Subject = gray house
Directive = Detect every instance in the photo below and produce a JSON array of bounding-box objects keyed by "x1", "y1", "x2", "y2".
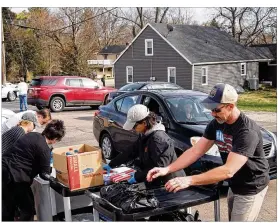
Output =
[{"x1": 113, "y1": 23, "x2": 273, "y2": 93}]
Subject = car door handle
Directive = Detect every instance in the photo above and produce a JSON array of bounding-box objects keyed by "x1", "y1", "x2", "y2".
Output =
[
  {"x1": 64, "y1": 88, "x2": 69, "y2": 90},
  {"x1": 108, "y1": 119, "x2": 114, "y2": 123}
]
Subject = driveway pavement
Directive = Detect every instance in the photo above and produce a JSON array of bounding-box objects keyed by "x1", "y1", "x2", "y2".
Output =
[{"x1": 1, "y1": 100, "x2": 277, "y2": 221}]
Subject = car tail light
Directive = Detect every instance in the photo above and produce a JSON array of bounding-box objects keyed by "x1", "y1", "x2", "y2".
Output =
[{"x1": 94, "y1": 110, "x2": 100, "y2": 116}]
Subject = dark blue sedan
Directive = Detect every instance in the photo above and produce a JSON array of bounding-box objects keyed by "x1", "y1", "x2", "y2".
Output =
[
  {"x1": 106, "y1": 82, "x2": 183, "y2": 104},
  {"x1": 93, "y1": 90, "x2": 277, "y2": 179}
]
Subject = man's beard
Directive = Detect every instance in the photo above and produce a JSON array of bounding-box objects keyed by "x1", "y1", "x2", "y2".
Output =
[
  {"x1": 215, "y1": 118, "x2": 225, "y2": 124},
  {"x1": 215, "y1": 111, "x2": 231, "y2": 124}
]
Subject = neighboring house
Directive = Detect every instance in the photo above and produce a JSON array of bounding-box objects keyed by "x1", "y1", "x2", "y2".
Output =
[
  {"x1": 113, "y1": 23, "x2": 273, "y2": 93},
  {"x1": 88, "y1": 45, "x2": 126, "y2": 78},
  {"x1": 250, "y1": 44, "x2": 277, "y2": 87}
]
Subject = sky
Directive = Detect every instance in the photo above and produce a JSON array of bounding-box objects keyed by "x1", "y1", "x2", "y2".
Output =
[
  {"x1": 6, "y1": 0, "x2": 278, "y2": 24},
  {"x1": 10, "y1": 7, "x2": 212, "y2": 24}
]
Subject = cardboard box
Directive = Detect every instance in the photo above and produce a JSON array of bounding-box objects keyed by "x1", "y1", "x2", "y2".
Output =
[{"x1": 53, "y1": 144, "x2": 104, "y2": 191}]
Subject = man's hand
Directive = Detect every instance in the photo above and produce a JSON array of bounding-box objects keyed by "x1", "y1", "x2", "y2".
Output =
[
  {"x1": 146, "y1": 167, "x2": 169, "y2": 182},
  {"x1": 165, "y1": 177, "x2": 192, "y2": 193}
]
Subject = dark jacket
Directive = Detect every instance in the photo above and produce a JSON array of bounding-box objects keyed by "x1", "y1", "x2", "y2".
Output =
[{"x1": 109, "y1": 127, "x2": 185, "y2": 186}]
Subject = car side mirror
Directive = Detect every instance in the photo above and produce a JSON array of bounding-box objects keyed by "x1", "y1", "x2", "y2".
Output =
[{"x1": 93, "y1": 85, "x2": 100, "y2": 89}]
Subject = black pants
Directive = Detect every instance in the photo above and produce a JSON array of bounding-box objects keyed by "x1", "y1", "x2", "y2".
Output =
[{"x1": 2, "y1": 165, "x2": 35, "y2": 221}]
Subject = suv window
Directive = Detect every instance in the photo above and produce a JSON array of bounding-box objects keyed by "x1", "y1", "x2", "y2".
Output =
[
  {"x1": 81, "y1": 78, "x2": 99, "y2": 88},
  {"x1": 30, "y1": 78, "x2": 58, "y2": 86},
  {"x1": 115, "y1": 95, "x2": 139, "y2": 114},
  {"x1": 65, "y1": 79, "x2": 82, "y2": 87}
]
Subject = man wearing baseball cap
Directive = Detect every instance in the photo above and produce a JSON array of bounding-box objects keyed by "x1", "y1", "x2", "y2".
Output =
[
  {"x1": 103, "y1": 104, "x2": 185, "y2": 186},
  {"x1": 147, "y1": 83, "x2": 269, "y2": 221}
]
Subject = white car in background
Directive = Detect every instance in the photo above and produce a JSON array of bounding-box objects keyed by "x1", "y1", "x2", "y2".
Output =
[
  {"x1": 1, "y1": 108, "x2": 16, "y2": 124},
  {"x1": 2, "y1": 83, "x2": 18, "y2": 101}
]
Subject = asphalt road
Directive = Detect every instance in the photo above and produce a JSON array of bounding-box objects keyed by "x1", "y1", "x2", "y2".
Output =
[{"x1": 1, "y1": 99, "x2": 277, "y2": 221}]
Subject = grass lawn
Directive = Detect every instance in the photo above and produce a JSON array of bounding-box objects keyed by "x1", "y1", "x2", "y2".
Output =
[{"x1": 237, "y1": 87, "x2": 277, "y2": 112}]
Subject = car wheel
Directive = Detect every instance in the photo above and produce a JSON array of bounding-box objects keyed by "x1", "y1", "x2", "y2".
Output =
[
  {"x1": 50, "y1": 97, "x2": 65, "y2": 112},
  {"x1": 7, "y1": 92, "x2": 16, "y2": 101},
  {"x1": 100, "y1": 133, "x2": 116, "y2": 160}
]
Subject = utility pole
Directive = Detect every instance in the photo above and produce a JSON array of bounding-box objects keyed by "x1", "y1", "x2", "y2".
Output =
[
  {"x1": 49, "y1": 44, "x2": 52, "y2": 76},
  {"x1": 2, "y1": 13, "x2": 7, "y2": 84}
]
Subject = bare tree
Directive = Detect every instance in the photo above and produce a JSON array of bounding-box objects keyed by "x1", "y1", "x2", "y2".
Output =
[
  {"x1": 212, "y1": 7, "x2": 277, "y2": 45},
  {"x1": 167, "y1": 8, "x2": 195, "y2": 25},
  {"x1": 107, "y1": 7, "x2": 171, "y2": 37}
]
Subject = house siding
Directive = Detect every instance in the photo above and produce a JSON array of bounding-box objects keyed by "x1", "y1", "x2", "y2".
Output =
[
  {"x1": 114, "y1": 26, "x2": 192, "y2": 89},
  {"x1": 193, "y1": 62, "x2": 259, "y2": 93}
]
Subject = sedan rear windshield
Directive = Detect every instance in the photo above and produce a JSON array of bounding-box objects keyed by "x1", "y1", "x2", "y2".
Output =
[
  {"x1": 119, "y1": 83, "x2": 144, "y2": 91},
  {"x1": 30, "y1": 79, "x2": 58, "y2": 86}
]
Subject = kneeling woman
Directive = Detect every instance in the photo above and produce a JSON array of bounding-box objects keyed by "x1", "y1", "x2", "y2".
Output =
[{"x1": 103, "y1": 104, "x2": 185, "y2": 186}]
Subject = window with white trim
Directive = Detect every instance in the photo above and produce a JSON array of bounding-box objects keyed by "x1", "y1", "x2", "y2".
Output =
[
  {"x1": 167, "y1": 67, "x2": 176, "y2": 84},
  {"x1": 201, "y1": 67, "x2": 208, "y2": 85},
  {"x1": 145, "y1": 39, "x2": 153, "y2": 56},
  {"x1": 126, "y1": 66, "x2": 133, "y2": 83},
  {"x1": 241, "y1": 63, "x2": 246, "y2": 75}
]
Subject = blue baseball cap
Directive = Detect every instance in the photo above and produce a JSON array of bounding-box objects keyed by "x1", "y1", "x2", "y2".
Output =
[{"x1": 201, "y1": 83, "x2": 238, "y2": 110}]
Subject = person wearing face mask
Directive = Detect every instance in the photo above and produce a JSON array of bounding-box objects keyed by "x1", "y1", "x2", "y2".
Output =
[
  {"x1": 2, "y1": 119, "x2": 66, "y2": 221},
  {"x1": 147, "y1": 83, "x2": 269, "y2": 221},
  {"x1": 2, "y1": 112, "x2": 38, "y2": 155},
  {"x1": 103, "y1": 104, "x2": 185, "y2": 186}
]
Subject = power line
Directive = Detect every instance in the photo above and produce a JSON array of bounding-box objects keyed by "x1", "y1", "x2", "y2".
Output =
[
  {"x1": 8, "y1": 7, "x2": 118, "y2": 38},
  {"x1": 44, "y1": 7, "x2": 118, "y2": 35}
]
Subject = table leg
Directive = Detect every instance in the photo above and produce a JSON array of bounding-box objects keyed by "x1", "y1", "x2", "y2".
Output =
[
  {"x1": 214, "y1": 199, "x2": 220, "y2": 221},
  {"x1": 63, "y1": 197, "x2": 72, "y2": 221},
  {"x1": 93, "y1": 207, "x2": 100, "y2": 221}
]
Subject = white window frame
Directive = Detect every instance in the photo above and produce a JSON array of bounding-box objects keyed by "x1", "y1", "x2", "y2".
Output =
[
  {"x1": 167, "y1": 67, "x2": 176, "y2": 84},
  {"x1": 145, "y1": 39, "x2": 153, "y2": 56},
  {"x1": 241, "y1": 63, "x2": 246, "y2": 76},
  {"x1": 201, "y1": 67, "x2": 208, "y2": 85},
  {"x1": 126, "y1": 66, "x2": 133, "y2": 83}
]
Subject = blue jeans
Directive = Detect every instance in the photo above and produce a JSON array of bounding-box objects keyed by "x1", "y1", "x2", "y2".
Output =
[{"x1": 19, "y1": 95, "x2": 28, "y2": 112}]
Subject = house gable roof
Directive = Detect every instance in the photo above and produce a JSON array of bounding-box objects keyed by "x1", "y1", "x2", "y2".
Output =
[
  {"x1": 113, "y1": 23, "x2": 192, "y2": 65},
  {"x1": 113, "y1": 23, "x2": 272, "y2": 66},
  {"x1": 150, "y1": 23, "x2": 271, "y2": 64},
  {"x1": 250, "y1": 44, "x2": 276, "y2": 60},
  {"x1": 99, "y1": 45, "x2": 126, "y2": 54}
]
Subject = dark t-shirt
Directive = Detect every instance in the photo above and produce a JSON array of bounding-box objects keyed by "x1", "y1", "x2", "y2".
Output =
[
  {"x1": 203, "y1": 112, "x2": 269, "y2": 195},
  {"x1": 2, "y1": 132, "x2": 51, "y2": 184}
]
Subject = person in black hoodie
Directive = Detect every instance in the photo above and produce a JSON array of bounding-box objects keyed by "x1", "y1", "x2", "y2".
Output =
[
  {"x1": 103, "y1": 104, "x2": 185, "y2": 186},
  {"x1": 2, "y1": 119, "x2": 66, "y2": 221}
]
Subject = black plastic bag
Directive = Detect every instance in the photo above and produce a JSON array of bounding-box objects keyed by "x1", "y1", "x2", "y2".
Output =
[{"x1": 100, "y1": 183, "x2": 159, "y2": 214}]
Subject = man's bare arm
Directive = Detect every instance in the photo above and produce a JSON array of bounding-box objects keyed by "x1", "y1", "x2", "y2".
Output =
[
  {"x1": 189, "y1": 151, "x2": 248, "y2": 185},
  {"x1": 168, "y1": 137, "x2": 215, "y2": 174}
]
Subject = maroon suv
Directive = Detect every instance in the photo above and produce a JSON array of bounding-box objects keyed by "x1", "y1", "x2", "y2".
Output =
[{"x1": 28, "y1": 76, "x2": 116, "y2": 112}]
